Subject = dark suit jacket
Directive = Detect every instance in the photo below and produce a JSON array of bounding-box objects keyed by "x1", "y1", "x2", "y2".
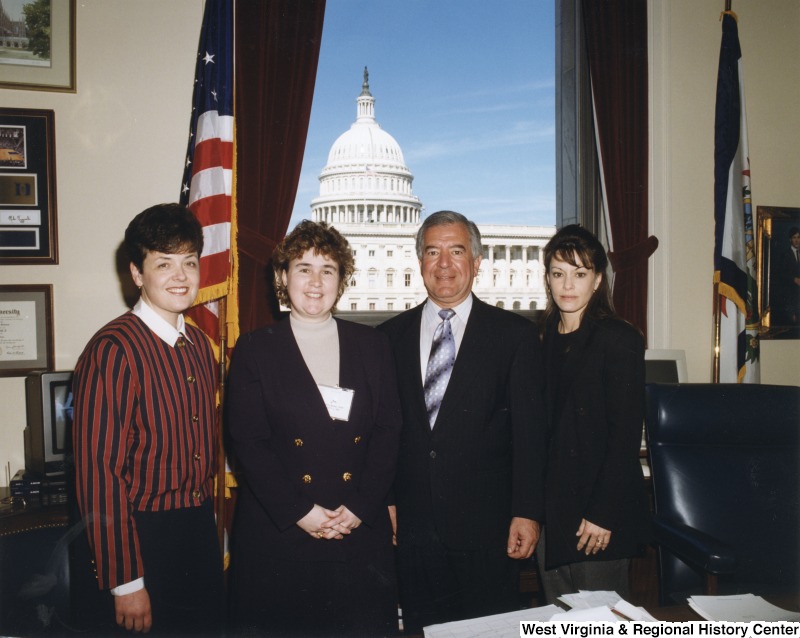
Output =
[
  {"x1": 378, "y1": 295, "x2": 546, "y2": 551},
  {"x1": 226, "y1": 317, "x2": 402, "y2": 563},
  {"x1": 541, "y1": 315, "x2": 650, "y2": 568}
]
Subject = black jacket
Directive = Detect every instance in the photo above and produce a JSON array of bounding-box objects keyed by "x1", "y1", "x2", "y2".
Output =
[{"x1": 541, "y1": 315, "x2": 651, "y2": 568}]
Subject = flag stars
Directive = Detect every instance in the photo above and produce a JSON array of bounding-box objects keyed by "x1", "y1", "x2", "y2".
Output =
[{"x1": 203, "y1": 51, "x2": 215, "y2": 65}]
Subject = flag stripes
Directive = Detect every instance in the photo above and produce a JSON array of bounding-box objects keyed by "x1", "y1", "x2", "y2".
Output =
[{"x1": 180, "y1": 0, "x2": 235, "y2": 344}]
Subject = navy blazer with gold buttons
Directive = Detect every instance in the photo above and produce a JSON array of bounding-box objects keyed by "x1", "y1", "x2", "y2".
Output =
[{"x1": 226, "y1": 316, "x2": 402, "y2": 562}]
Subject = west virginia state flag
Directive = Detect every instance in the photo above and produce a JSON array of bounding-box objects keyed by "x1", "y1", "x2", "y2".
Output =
[{"x1": 712, "y1": 11, "x2": 759, "y2": 383}]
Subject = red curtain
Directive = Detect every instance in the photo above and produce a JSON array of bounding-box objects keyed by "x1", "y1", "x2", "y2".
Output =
[
  {"x1": 581, "y1": 0, "x2": 657, "y2": 341},
  {"x1": 235, "y1": 0, "x2": 326, "y2": 333}
]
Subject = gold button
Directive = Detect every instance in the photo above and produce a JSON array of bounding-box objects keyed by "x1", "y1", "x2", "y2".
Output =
[
  {"x1": 193, "y1": 453, "x2": 201, "y2": 461},
  {"x1": 192, "y1": 489, "x2": 201, "y2": 499},
  {"x1": 187, "y1": 375, "x2": 196, "y2": 383},
  {"x1": 302, "y1": 474, "x2": 312, "y2": 484},
  {"x1": 342, "y1": 472, "x2": 352, "y2": 482},
  {"x1": 176, "y1": 339, "x2": 186, "y2": 348},
  {"x1": 192, "y1": 415, "x2": 199, "y2": 422},
  {"x1": 354, "y1": 436, "x2": 362, "y2": 444},
  {"x1": 294, "y1": 438, "x2": 304, "y2": 447}
]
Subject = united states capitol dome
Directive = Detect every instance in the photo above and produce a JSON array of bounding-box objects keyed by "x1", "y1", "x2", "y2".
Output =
[
  {"x1": 321, "y1": 68, "x2": 410, "y2": 177},
  {"x1": 312, "y1": 68, "x2": 421, "y2": 226}
]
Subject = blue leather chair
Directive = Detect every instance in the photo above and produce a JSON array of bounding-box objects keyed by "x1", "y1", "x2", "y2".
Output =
[{"x1": 645, "y1": 383, "x2": 800, "y2": 605}]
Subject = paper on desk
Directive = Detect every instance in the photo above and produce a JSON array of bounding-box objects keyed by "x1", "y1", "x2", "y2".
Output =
[
  {"x1": 423, "y1": 605, "x2": 562, "y2": 638},
  {"x1": 613, "y1": 599, "x2": 658, "y2": 622},
  {"x1": 558, "y1": 590, "x2": 622, "y2": 610},
  {"x1": 558, "y1": 591, "x2": 657, "y2": 621},
  {"x1": 688, "y1": 594, "x2": 800, "y2": 622},
  {"x1": 550, "y1": 606, "x2": 620, "y2": 622}
]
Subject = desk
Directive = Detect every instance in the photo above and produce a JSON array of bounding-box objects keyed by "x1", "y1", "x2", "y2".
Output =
[
  {"x1": 0, "y1": 486, "x2": 71, "y2": 636},
  {"x1": 648, "y1": 593, "x2": 800, "y2": 622}
]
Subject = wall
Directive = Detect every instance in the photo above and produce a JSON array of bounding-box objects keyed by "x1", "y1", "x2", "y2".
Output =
[
  {"x1": 0, "y1": 1, "x2": 204, "y2": 483},
  {"x1": 1, "y1": 0, "x2": 798, "y2": 485},
  {"x1": 648, "y1": 0, "x2": 800, "y2": 383}
]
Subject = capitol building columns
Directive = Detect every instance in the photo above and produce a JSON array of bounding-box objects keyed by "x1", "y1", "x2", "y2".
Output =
[{"x1": 308, "y1": 68, "x2": 553, "y2": 313}]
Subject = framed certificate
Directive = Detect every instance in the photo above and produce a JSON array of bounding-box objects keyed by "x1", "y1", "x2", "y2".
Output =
[{"x1": 0, "y1": 284, "x2": 54, "y2": 377}]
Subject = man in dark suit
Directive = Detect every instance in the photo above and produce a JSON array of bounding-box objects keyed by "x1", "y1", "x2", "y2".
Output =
[
  {"x1": 775, "y1": 226, "x2": 800, "y2": 325},
  {"x1": 379, "y1": 210, "x2": 546, "y2": 632}
]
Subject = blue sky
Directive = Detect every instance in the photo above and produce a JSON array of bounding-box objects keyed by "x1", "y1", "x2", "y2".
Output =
[{"x1": 290, "y1": 0, "x2": 556, "y2": 228}]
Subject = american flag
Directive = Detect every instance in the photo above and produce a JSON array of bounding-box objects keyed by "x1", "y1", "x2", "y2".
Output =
[{"x1": 180, "y1": 0, "x2": 235, "y2": 347}]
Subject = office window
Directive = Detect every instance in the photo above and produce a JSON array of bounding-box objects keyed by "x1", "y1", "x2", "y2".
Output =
[
  {"x1": 404, "y1": 273, "x2": 411, "y2": 287},
  {"x1": 387, "y1": 272, "x2": 394, "y2": 287},
  {"x1": 350, "y1": 302, "x2": 357, "y2": 310}
]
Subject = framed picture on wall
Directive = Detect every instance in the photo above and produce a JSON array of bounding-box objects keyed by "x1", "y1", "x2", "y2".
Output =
[
  {"x1": 0, "y1": 284, "x2": 54, "y2": 377},
  {"x1": 757, "y1": 206, "x2": 800, "y2": 340},
  {"x1": 0, "y1": 107, "x2": 58, "y2": 264},
  {"x1": 0, "y1": 0, "x2": 76, "y2": 92}
]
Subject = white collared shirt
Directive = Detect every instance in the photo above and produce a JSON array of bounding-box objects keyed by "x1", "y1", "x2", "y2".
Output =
[
  {"x1": 131, "y1": 298, "x2": 193, "y2": 347},
  {"x1": 419, "y1": 295, "x2": 474, "y2": 381}
]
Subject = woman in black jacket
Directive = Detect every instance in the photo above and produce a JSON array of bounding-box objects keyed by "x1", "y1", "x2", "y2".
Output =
[{"x1": 536, "y1": 224, "x2": 650, "y2": 602}]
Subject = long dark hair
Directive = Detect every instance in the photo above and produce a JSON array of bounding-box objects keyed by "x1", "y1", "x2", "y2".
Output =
[{"x1": 541, "y1": 224, "x2": 615, "y2": 331}]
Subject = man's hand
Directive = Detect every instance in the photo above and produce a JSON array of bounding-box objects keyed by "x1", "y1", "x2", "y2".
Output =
[
  {"x1": 114, "y1": 587, "x2": 152, "y2": 633},
  {"x1": 506, "y1": 517, "x2": 540, "y2": 559}
]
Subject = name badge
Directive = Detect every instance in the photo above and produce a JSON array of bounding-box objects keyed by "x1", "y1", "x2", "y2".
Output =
[{"x1": 318, "y1": 384, "x2": 355, "y2": 421}]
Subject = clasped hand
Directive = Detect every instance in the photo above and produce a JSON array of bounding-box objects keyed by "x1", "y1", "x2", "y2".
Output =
[{"x1": 297, "y1": 504, "x2": 361, "y2": 540}]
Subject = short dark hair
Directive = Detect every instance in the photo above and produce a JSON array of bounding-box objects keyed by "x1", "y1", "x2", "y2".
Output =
[
  {"x1": 272, "y1": 220, "x2": 355, "y2": 310},
  {"x1": 542, "y1": 224, "x2": 615, "y2": 327},
  {"x1": 415, "y1": 210, "x2": 482, "y2": 260},
  {"x1": 124, "y1": 203, "x2": 204, "y2": 271},
  {"x1": 788, "y1": 226, "x2": 800, "y2": 238}
]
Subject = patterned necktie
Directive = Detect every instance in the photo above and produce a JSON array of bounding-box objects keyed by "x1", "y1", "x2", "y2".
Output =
[{"x1": 424, "y1": 309, "x2": 456, "y2": 427}]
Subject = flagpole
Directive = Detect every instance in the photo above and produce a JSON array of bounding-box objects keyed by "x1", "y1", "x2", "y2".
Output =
[
  {"x1": 712, "y1": 282, "x2": 721, "y2": 383},
  {"x1": 216, "y1": 296, "x2": 228, "y2": 553}
]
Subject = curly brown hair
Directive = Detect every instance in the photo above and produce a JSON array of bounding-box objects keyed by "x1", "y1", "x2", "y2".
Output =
[{"x1": 272, "y1": 220, "x2": 355, "y2": 310}]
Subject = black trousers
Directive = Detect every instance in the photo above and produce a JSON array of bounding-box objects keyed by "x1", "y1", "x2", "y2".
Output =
[
  {"x1": 396, "y1": 536, "x2": 519, "y2": 633},
  {"x1": 229, "y1": 548, "x2": 398, "y2": 637},
  {"x1": 73, "y1": 501, "x2": 225, "y2": 637}
]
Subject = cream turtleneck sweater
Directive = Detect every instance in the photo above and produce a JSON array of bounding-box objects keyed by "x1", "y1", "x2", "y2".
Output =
[{"x1": 289, "y1": 313, "x2": 340, "y2": 387}]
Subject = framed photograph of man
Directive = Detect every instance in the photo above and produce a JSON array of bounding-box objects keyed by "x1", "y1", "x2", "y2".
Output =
[{"x1": 757, "y1": 206, "x2": 800, "y2": 340}]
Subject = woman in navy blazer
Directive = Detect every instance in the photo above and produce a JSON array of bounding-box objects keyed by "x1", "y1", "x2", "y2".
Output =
[
  {"x1": 537, "y1": 224, "x2": 650, "y2": 603},
  {"x1": 227, "y1": 221, "x2": 402, "y2": 636}
]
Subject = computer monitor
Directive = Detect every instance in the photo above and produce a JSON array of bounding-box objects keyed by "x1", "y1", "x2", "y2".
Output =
[{"x1": 644, "y1": 349, "x2": 688, "y2": 384}]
